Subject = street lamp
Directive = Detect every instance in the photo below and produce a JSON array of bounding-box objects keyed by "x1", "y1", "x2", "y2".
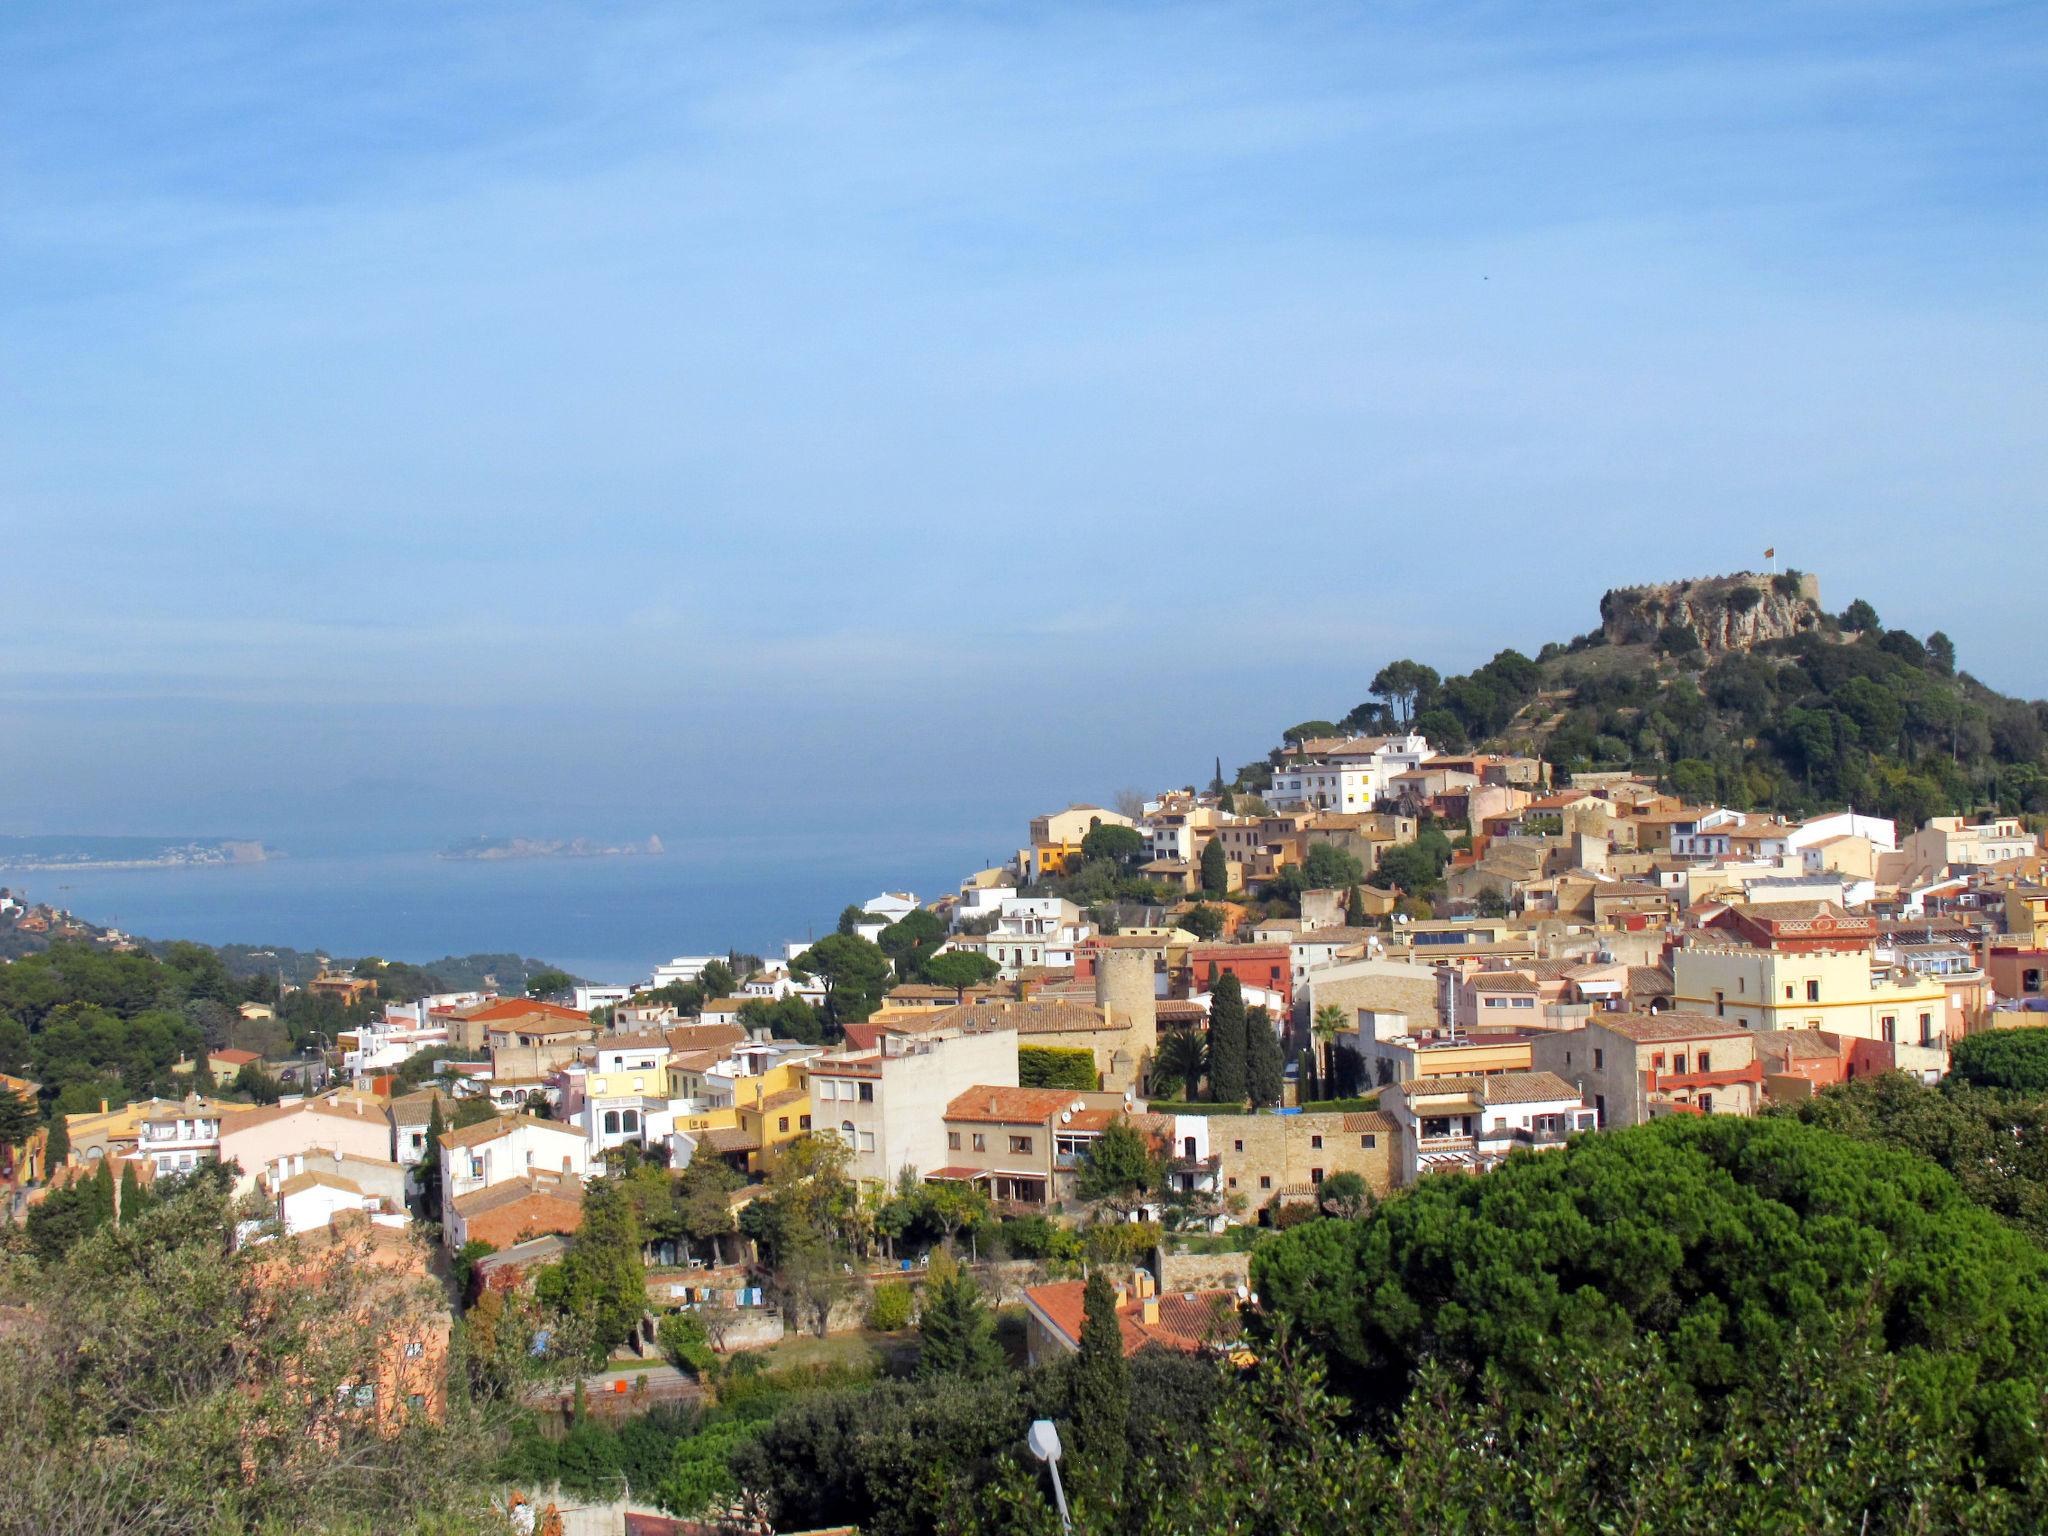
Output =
[{"x1": 1026, "y1": 1418, "x2": 1072, "y2": 1533}]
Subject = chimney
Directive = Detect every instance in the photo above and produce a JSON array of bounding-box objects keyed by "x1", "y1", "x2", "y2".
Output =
[{"x1": 1141, "y1": 1295, "x2": 1160, "y2": 1326}]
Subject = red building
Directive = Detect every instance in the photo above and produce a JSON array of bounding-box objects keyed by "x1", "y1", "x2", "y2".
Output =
[{"x1": 1185, "y1": 943, "x2": 1293, "y2": 1011}]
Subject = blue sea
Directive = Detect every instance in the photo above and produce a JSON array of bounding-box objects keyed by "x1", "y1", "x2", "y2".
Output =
[{"x1": 18, "y1": 830, "x2": 996, "y2": 983}]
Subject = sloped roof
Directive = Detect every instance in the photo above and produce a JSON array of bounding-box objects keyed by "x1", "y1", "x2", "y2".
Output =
[
  {"x1": 438, "y1": 1112, "x2": 582, "y2": 1150},
  {"x1": 944, "y1": 1086, "x2": 1086, "y2": 1124},
  {"x1": 1388, "y1": 1070, "x2": 1582, "y2": 1106},
  {"x1": 1589, "y1": 1010, "x2": 1751, "y2": 1044}
]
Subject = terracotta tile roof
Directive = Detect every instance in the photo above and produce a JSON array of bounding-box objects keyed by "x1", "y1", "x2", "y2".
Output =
[
  {"x1": 1588, "y1": 1010, "x2": 1751, "y2": 1044},
  {"x1": 450, "y1": 1170, "x2": 584, "y2": 1218},
  {"x1": 276, "y1": 1169, "x2": 364, "y2": 1198},
  {"x1": 1470, "y1": 972, "x2": 1542, "y2": 993},
  {"x1": 1024, "y1": 1279, "x2": 1239, "y2": 1356},
  {"x1": 945, "y1": 1086, "x2": 1088, "y2": 1124},
  {"x1": 922, "y1": 999, "x2": 1109, "y2": 1036},
  {"x1": 210, "y1": 1048, "x2": 262, "y2": 1067},
  {"x1": 438, "y1": 1112, "x2": 582, "y2": 1151},
  {"x1": 594, "y1": 1030, "x2": 674, "y2": 1051},
  {"x1": 458, "y1": 999, "x2": 590, "y2": 1024},
  {"x1": 1388, "y1": 1070, "x2": 1583, "y2": 1106},
  {"x1": 1756, "y1": 1029, "x2": 1845, "y2": 1061},
  {"x1": 1339, "y1": 1111, "x2": 1396, "y2": 1133},
  {"x1": 695, "y1": 1126, "x2": 758, "y2": 1153},
  {"x1": 1627, "y1": 967, "x2": 1675, "y2": 999}
]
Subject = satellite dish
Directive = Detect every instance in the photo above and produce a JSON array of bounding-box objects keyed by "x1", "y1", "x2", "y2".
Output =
[{"x1": 1060, "y1": 1110, "x2": 1072, "y2": 1124}]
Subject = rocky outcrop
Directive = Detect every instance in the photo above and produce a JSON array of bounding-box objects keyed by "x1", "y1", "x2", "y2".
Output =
[{"x1": 1599, "y1": 572, "x2": 1823, "y2": 654}]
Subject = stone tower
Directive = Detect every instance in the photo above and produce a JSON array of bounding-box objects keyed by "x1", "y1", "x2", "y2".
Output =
[{"x1": 1095, "y1": 946, "x2": 1160, "y2": 1073}]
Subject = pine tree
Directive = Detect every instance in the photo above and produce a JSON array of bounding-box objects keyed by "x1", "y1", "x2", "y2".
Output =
[
  {"x1": 917, "y1": 1255, "x2": 1004, "y2": 1379},
  {"x1": 1207, "y1": 973, "x2": 1248, "y2": 1105},
  {"x1": 1247, "y1": 1007, "x2": 1284, "y2": 1108},
  {"x1": 0, "y1": 1088, "x2": 37, "y2": 1186},
  {"x1": 1071, "y1": 1269, "x2": 1129, "y2": 1503},
  {"x1": 1200, "y1": 837, "x2": 1228, "y2": 896}
]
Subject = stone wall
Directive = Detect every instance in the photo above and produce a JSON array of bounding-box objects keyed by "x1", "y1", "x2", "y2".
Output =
[{"x1": 1157, "y1": 1249, "x2": 1251, "y2": 1294}]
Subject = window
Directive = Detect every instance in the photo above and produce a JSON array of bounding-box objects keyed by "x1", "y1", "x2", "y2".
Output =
[
  {"x1": 972, "y1": 1133, "x2": 986, "y2": 1152},
  {"x1": 1009, "y1": 1135, "x2": 1034, "y2": 1155},
  {"x1": 407, "y1": 1393, "x2": 426, "y2": 1415},
  {"x1": 1672, "y1": 1054, "x2": 1687, "y2": 1074},
  {"x1": 404, "y1": 1341, "x2": 425, "y2": 1359},
  {"x1": 352, "y1": 1384, "x2": 376, "y2": 1409},
  {"x1": 1784, "y1": 984, "x2": 1795, "y2": 1000},
  {"x1": 1183, "y1": 1136, "x2": 1197, "y2": 1159},
  {"x1": 1310, "y1": 1168, "x2": 1324, "y2": 1185},
  {"x1": 800, "y1": 1115, "x2": 811, "y2": 1130},
  {"x1": 1714, "y1": 991, "x2": 1724, "y2": 1018},
  {"x1": 947, "y1": 1131, "x2": 961, "y2": 1151},
  {"x1": 1697, "y1": 1051, "x2": 1711, "y2": 1073},
  {"x1": 1651, "y1": 1053, "x2": 1665, "y2": 1070},
  {"x1": 1593, "y1": 1048, "x2": 1604, "y2": 1070},
  {"x1": 1806, "y1": 979, "x2": 1820, "y2": 1002},
  {"x1": 1226, "y1": 1176, "x2": 1238, "y2": 1189},
  {"x1": 858, "y1": 1082, "x2": 874, "y2": 1102},
  {"x1": 841, "y1": 1120, "x2": 856, "y2": 1143},
  {"x1": 622, "y1": 1110, "x2": 639, "y2": 1133},
  {"x1": 1738, "y1": 977, "x2": 1746, "y2": 994},
  {"x1": 1920, "y1": 1012, "x2": 1934, "y2": 1045},
  {"x1": 861, "y1": 1132, "x2": 875, "y2": 1152},
  {"x1": 1233, "y1": 1138, "x2": 1244, "y2": 1152},
  {"x1": 1360, "y1": 1133, "x2": 1376, "y2": 1149},
  {"x1": 1259, "y1": 1175, "x2": 1272, "y2": 1190},
  {"x1": 603, "y1": 1111, "x2": 620, "y2": 1135},
  {"x1": 778, "y1": 1116, "x2": 789, "y2": 1133},
  {"x1": 1310, "y1": 1134, "x2": 1323, "y2": 1150},
  {"x1": 1698, "y1": 1093, "x2": 1714, "y2": 1113}
]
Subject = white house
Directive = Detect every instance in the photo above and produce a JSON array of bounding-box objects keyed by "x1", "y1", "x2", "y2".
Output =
[
  {"x1": 1788, "y1": 811, "x2": 1897, "y2": 854},
  {"x1": 1268, "y1": 733, "x2": 1433, "y2": 814},
  {"x1": 650, "y1": 956, "x2": 722, "y2": 990},
  {"x1": 438, "y1": 1114, "x2": 589, "y2": 1208},
  {"x1": 1379, "y1": 1070, "x2": 1595, "y2": 1186}
]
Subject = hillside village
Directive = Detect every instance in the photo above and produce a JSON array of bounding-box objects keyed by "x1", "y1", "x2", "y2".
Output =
[{"x1": 8, "y1": 573, "x2": 2048, "y2": 1531}]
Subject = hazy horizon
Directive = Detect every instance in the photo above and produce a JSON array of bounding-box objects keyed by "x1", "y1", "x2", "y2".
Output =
[{"x1": 6, "y1": 2, "x2": 2044, "y2": 853}]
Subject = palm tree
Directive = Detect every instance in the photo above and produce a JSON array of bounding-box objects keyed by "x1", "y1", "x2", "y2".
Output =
[
  {"x1": 1153, "y1": 1028, "x2": 1207, "y2": 1102},
  {"x1": 1311, "y1": 1005, "x2": 1347, "y2": 1100}
]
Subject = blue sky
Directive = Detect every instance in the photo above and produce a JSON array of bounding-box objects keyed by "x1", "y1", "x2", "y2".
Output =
[{"x1": 2, "y1": 1, "x2": 2043, "y2": 850}]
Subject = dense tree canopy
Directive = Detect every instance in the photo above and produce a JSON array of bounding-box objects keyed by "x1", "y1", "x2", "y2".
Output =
[
  {"x1": 1950, "y1": 1026, "x2": 2048, "y2": 1095},
  {"x1": 1252, "y1": 1115, "x2": 2048, "y2": 1479}
]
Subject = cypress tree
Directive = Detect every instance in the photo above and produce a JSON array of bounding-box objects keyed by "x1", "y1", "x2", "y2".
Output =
[
  {"x1": 1199, "y1": 837, "x2": 1229, "y2": 896},
  {"x1": 1247, "y1": 1006, "x2": 1284, "y2": 1108},
  {"x1": 1207, "y1": 972, "x2": 1248, "y2": 1105},
  {"x1": 418, "y1": 1100, "x2": 446, "y2": 1222},
  {"x1": 90, "y1": 1159, "x2": 115, "y2": 1223},
  {"x1": 117, "y1": 1162, "x2": 147, "y2": 1224},
  {"x1": 1345, "y1": 882, "x2": 1367, "y2": 927},
  {"x1": 1071, "y1": 1269, "x2": 1129, "y2": 1504}
]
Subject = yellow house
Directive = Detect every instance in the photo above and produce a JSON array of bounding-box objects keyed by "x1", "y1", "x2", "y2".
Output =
[
  {"x1": 1672, "y1": 942, "x2": 1948, "y2": 1046},
  {"x1": 668, "y1": 1050, "x2": 816, "y2": 1174},
  {"x1": 2005, "y1": 886, "x2": 2048, "y2": 946}
]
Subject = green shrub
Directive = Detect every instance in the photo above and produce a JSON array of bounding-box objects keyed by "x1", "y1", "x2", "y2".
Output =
[
  {"x1": 867, "y1": 1280, "x2": 913, "y2": 1332},
  {"x1": 657, "y1": 1311, "x2": 717, "y2": 1378},
  {"x1": 1083, "y1": 1219, "x2": 1163, "y2": 1265},
  {"x1": 1018, "y1": 1045, "x2": 1098, "y2": 1090}
]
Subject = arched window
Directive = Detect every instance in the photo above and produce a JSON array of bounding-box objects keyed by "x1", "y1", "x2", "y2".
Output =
[
  {"x1": 622, "y1": 1109, "x2": 639, "y2": 1133},
  {"x1": 841, "y1": 1120, "x2": 856, "y2": 1144},
  {"x1": 604, "y1": 1110, "x2": 620, "y2": 1135}
]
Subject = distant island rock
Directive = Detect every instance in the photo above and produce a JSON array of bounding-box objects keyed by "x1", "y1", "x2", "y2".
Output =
[
  {"x1": 0, "y1": 836, "x2": 271, "y2": 872},
  {"x1": 438, "y1": 835, "x2": 666, "y2": 861}
]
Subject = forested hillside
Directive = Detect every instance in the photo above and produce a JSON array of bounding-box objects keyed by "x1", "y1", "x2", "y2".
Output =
[{"x1": 1253, "y1": 574, "x2": 2048, "y2": 823}]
